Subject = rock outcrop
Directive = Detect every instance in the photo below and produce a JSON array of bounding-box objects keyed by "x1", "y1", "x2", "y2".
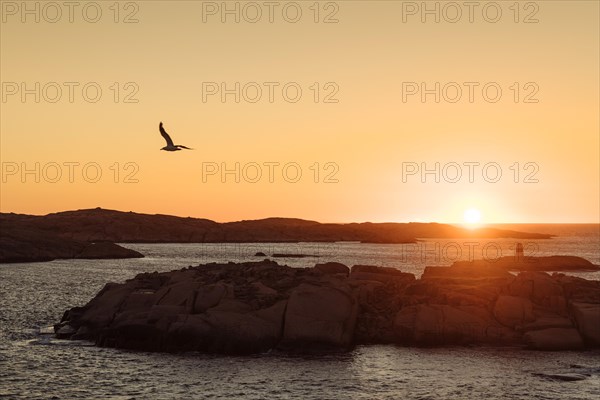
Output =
[
  {"x1": 0, "y1": 225, "x2": 143, "y2": 263},
  {"x1": 570, "y1": 302, "x2": 600, "y2": 345},
  {"x1": 77, "y1": 242, "x2": 144, "y2": 260},
  {"x1": 453, "y1": 256, "x2": 599, "y2": 272},
  {"x1": 56, "y1": 259, "x2": 600, "y2": 354},
  {"x1": 524, "y1": 328, "x2": 585, "y2": 350}
]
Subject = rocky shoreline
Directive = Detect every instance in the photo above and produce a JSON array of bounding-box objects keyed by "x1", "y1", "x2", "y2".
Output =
[{"x1": 56, "y1": 259, "x2": 600, "y2": 354}]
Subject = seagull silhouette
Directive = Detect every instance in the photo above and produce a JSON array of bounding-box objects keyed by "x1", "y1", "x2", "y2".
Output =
[{"x1": 159, "y1": 122, "x2": 193, "y2": 151}]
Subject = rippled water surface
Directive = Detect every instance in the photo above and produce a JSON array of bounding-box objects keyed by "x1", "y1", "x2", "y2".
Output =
[{"x1": 1, "y1": 229, "x2": 599, "y2": 399}]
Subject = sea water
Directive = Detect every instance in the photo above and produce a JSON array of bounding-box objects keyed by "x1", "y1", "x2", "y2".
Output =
[{"x1": 1, "y1": 225, "x2": 599, "y2": 399}]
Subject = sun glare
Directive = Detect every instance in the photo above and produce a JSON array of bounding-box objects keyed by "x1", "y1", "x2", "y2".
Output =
[{"x1": 463, "y1": 208, "x2": 481, "y2": 227}]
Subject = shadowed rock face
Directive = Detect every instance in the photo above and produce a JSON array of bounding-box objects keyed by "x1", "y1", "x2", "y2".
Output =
[{"x1": 56, "y1": 260, "x2": 600, "y2": 354}]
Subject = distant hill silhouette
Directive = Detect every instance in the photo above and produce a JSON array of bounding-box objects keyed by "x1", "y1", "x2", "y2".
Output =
[{"x1": 0, "y1": 208, "x2": 552, "y2": 245}]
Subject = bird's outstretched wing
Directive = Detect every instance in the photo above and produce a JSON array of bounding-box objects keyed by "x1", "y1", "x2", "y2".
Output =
[
  {"x1": 177, "y1": 145, "x2": 193, "y2": 150},
  {"x1": 159, "y1": 122, "x2": 175, "y2": 147}
]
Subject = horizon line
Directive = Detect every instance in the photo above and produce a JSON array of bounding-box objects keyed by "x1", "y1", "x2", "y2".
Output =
[{"x1": 1, "y1": 207, "x2": 599, "y2": 226}]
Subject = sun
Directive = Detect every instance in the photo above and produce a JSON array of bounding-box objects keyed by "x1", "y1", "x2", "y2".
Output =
[{"x1": 463, "y1": 208, "x2": 482, "y2": 226}]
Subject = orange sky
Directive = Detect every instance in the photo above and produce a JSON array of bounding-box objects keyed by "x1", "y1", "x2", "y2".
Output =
[{"x1": 1, "y1": 1, "x2": 598, "y2": 223}]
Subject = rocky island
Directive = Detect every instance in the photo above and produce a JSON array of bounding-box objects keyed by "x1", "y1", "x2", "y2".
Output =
[
  {"x1": 56, "y1": 259, "x2": 600, "y2": 354},
  {"x1": 456, "y1": 256, "x2": 600, "y2": 272}
]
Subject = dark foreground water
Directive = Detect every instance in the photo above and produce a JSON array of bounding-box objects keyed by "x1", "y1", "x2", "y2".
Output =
[{"x1": 1, "y1": 231, "x2": 599, "y2": 399}]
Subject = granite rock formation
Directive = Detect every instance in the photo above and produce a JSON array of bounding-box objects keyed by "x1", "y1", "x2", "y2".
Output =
[{"x1": 56, "y1": 260, "x2": 600, "y2": 353}]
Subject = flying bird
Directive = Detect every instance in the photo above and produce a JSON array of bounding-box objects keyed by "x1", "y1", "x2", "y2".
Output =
[{"x1": 159, "y1": 122, "x2": 193, "y2": 151}]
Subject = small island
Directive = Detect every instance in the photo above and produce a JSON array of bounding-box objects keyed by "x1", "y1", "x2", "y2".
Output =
[
  {"x1": 450, "y1": 243, "x2": 600, "y2": 272},
  {"x1": 454, "y1": 255, "x2": 600, "y2": 272}
]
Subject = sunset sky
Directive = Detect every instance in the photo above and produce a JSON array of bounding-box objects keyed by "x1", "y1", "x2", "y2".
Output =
[{"x1": 1, "y1": 1, "x2": 598, "y2": 223}]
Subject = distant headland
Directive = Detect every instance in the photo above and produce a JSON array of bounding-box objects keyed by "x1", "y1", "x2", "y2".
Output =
[{"x1": 0, "y1": 208, "x2": 554, "y2": 263}]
